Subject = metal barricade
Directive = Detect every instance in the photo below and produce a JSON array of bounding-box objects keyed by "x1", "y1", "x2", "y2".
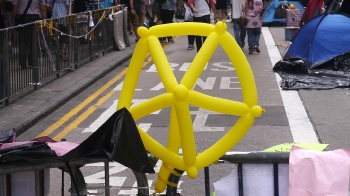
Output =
[
  {"x1": 166, "y1": 152, "x2": 290, "y2": 196},
  {"x1": 0, "y1": 6, "x2": 127, "y2": 106}
]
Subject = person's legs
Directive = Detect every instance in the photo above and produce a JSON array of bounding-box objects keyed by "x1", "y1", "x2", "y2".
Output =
[
  {"x1": 253, "y1": 27, "x2": 261, "y2": 53},
  {"x1": 161, "y1": 9, "x2": 175, "y2": 42},
  {"x1": 193, "y1": 16, "x2": 203, "y2": 51},
  {"x1": 128, "y1": 11, "x2": 139, "y2": 41},
  {"x1": 240, "y1": 26, "x2": 246, "y2": 48},
  {"x1": 246, "y1": 28, "x2": 254, "y2": 54},
  {"x1": 232, "y1": 19, "x2": 242, "y2": 47},
  {"x1": 193, "y1": 15, "x2": 211, "y2": 52}
]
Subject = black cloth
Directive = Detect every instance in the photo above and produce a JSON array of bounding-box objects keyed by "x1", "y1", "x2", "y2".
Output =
[{"x1": 0, "y1": 108, "x2": 155, "y2": 173}]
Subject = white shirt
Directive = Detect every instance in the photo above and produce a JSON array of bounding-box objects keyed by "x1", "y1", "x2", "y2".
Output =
[{"x1": 231, "y1": 0, "x2": 243, "y2": 19}]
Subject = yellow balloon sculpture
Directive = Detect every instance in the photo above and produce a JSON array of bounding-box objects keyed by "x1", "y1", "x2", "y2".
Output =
[{"x1": 117, "y1": 21, "x2": 264, "y2": 193}]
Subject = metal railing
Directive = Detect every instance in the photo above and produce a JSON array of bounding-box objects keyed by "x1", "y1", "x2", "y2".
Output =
[
  {"x1": 0, "y1": 6, "x2": 127, "y2": 105},
  {"x1": 166, "y1": 152, "x2": 290, "y2": 196}
]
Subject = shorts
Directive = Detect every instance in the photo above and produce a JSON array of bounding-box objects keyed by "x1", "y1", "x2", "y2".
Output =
[{"x1": 127, "y1": 10, "x2": 138, "y2": 26}]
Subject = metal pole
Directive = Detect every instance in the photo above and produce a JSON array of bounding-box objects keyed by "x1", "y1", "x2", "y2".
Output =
[
  {"x1": 104, "y1": 161, "x2": 110, "y2": 196},
  {"x1": 0, "y1": 175, "x2": 5, "y2": 196},
  {"x1": 204, "y1": 167, "x2": 210, "y2": 196}
]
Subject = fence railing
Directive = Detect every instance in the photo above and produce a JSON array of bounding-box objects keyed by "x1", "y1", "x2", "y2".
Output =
[{"x1": 0, "y1": 6, "x2": 128, "y2": 106}]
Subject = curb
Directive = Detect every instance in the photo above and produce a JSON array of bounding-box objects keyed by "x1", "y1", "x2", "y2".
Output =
[{"x1": 7, "y1": 50, "x2": 133, "y2": 136}]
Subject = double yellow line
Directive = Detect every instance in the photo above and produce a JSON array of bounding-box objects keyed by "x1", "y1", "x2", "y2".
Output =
[{"x1": 36, "y1": 40, "x2": 177, "y2": 141}]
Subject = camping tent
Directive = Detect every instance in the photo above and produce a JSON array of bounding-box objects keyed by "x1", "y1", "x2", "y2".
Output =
[
  {"x1": 273, "y1": 13, "x2": 350, "y2": 89},
  {"x1": 263, "y1": 0, "x2": 305, "y2": 25},
  {"x1": 300, "y1": 0, "x2": 324, "y2": 26},
  {"x1": 284, "y1": 13, "x2": 350, "y2": 69}
]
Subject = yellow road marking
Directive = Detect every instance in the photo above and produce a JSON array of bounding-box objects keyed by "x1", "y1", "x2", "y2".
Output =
[{"x1": 37, "y1": 37, "x2": 177, "y2": 139}]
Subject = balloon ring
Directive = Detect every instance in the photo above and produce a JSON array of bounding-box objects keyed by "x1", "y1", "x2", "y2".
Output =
[{"x1": 117, "y1": 21, "x2": 264, "y2": 193}]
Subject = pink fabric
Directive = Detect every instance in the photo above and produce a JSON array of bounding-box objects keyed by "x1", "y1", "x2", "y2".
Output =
[
  {"x1": 289, "y1": 146, "x2": 350, "y2": 196},
  {"x1": 47, "y1": 142, "x2": 80, "y2": 156},
  {"x1": 0, "y1": 141, "x2": 80, "y2": 157},
  {"x1": 0, "y1": 141, "x2": 33, "y2": 149}
]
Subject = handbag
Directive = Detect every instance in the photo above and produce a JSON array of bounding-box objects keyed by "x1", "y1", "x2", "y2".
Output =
[
  {"x1": 237, "y1": 16, "x2": 247, "y2": 26},
  {"x1": 175, "y1": 6, "x2": 186, "y2": 20},
  {"x1": 237, "y1": 11, "x2": 247, "y2": 27}
]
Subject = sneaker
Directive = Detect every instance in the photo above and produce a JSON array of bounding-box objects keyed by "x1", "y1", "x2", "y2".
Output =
[
  {"x1": 254, "y1": 45, "x2": 260, "y2": 53},
  {"x1": 249, "y1": 51, "x2": 253, "y2": 55},
  {"x1": 168, "y1": 38, "x2": 175, "y2": 44},
  {"x1": 188, "y1": 45, "x2": 195, "y2": 50},
  {"x1": 60, "y1": 50, "x2": 69, "y2": 62}
]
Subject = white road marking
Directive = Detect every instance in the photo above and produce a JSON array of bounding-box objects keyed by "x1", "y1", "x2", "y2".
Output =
[
  {"x1": 82, "y1": 100, "x2": 156, "y2": 133},
  {"x1": 220, "y1": 77, "x2": 241, "y2": 89},
  {"x1": 262, "y1": 27, "x2": 319, "y2": 143},
  {"x1": 191, "y1": 109, "x2": 225, "y2": 132}
]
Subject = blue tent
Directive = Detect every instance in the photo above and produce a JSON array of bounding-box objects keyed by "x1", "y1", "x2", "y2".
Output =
[
  {"x1": 263, "y1": 0, "x2": 305, "y2": 25},
  {"x1": 284, "y1": 13, "x2": 350, "y2": 69}
]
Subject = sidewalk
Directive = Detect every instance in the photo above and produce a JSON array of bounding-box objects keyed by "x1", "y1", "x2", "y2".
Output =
[{"x1": 0, "y1": 42, "x2": 136, "y2": 135}]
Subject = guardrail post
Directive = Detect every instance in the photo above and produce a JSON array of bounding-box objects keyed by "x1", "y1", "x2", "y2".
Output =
[
  {"x1": 104, "y1": 161, "x2": 110, "y2": 196},
  {"x1": 32, "y1": 23, "x2": 39, "y2": 90},
  {"x1": 34, "y1": 170, "x2": 43, "y2": 196},
  {"x1": 2, "y1": 29, "x2": 10, "y2": 105},
  {"x1": 73, "y1": 17, "x2": 79, "y2": 69},
  {"x1": 55, "y1": 22, "x2": 61, "y2": 76},
  {"x1": 0, "y1": 175, "x2": 5, "y2": 196},
  {"x1": 88, "y1": 12, "x2": 93, "y2": 61}
]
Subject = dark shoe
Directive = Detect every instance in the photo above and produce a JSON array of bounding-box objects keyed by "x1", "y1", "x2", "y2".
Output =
[
  {"x1": 254, "y1": 45, "x2": 260, "y2": 53},
  {"x1": 161, "y1": 40, "x2": 168, "y2": 45},
  {"x1": 249, "y1": 51, "x2": 253, "y2": 55}
]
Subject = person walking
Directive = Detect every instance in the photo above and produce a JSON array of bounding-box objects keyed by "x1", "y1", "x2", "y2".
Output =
[
  {"x1": 242, "y1": 0, "x2": 263, "y2": 54},
  {"x1": 12, "y1": 0, "x2": 47, "y2": 69},
  {"x1": 231, "y1": 0, "x2": 246, "y2": 48},
  {"x1": 121, "y1": 0, "x2": 145, "y2": 42},
  {"x1": 47, "y1": 0, "x2": 73, "y2": 62},
  {"x1": 183, "y1": 0, "x2": 194, "y2": 49},
  {"x1": 159, "y1": 0, "x2": 176, "y2": 44},
  {"x1": 215, "y1": 0, "x2": 226, "y2": 21},
  {"x1": 189, "y1": 0, "x2": 217, "y2": 52}
]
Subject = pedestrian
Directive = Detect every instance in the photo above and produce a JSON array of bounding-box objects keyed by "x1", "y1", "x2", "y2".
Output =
[
  {"x1": 215, "y1": 0, "x2": 226, "y2": 21},
  {"x1": 121, "y1": 0, "x2": 145, "y2": 42},
  {"x1": 189, "y1": 0, "x2": 217, "y2": 52},
  {"x1": 2, "y1": 0, "x2": 17, "y2": 53},
  {"x1": 46, "y1": 0, "x2": 73, "y2": 62},
  {"x1": 159, "y1": 0, "x2": 176, "y2": 44},
  {"x1": 12, "y1": 0, "x2": 47, "y2": 69},
  {"x1": 231, "y1": 0, "x2": 246, "y2": 48},
  {"x1": 183, "y1": 0, "x2": 194, "y2": 50},
  {"x1": 242, "y1": 0, "x2": 263, "y2": 54}
]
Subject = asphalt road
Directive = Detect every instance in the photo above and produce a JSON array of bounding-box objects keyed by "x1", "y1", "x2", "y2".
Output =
[{"x1": 16, "y1": 22, "x2": 350, "y2": 196}]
